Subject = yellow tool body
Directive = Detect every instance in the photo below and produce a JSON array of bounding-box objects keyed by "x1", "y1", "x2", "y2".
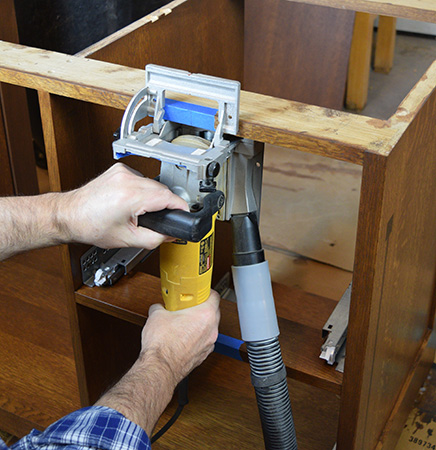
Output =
[
  {"x1": 160, "y1": 213, "x2": 216, "y2": 311},
  {"x1": 112, "y1": 65, "x2": 238, "y2": 311}
]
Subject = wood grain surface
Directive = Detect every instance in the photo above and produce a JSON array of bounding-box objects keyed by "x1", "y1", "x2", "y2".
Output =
[
  {"x1": 244, "y1": 0, "x2": 354, "y2": 110},
  {"x1": 261, "y1": 145, "x2": 362, "y2": 271},
  {"x1": 76, "y1": 271, "x2": 343, "y2": 394},
  {"x1": 0, "y1": 247, "x2": 80, "y2": 436},
  {"x1": 152, "y1": 352, "x2": 340, "y2": 450},
  {"x1": 0, "y1": 0, "x2": 38, "y2": 195},
  {"x1": 81, "y1": 0, "x2": 244, "y2": 84},
  {"x1": 265, "y1": 247, "x2": 353, "y2": 299},
  {"x1": 286, "y1": 0, "x2": 436, "y2": 22},
  {"x1": 339, "y1": 86, "x2": 436, "y2": 449},
  {"x1": 0, "y1": 40, "x2": 400, "y2": 165}
]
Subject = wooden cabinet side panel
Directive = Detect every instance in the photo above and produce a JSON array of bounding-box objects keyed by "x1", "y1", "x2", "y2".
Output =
[
  {"x1": 339, "y1": 89, "x2": 436, "y2": 449},
  {"x1": 83, "y1": 0, "x2": 244, "y2": 83},
  {"x1": 244, "y1": 0, "x2": 355, "y2": 109}
]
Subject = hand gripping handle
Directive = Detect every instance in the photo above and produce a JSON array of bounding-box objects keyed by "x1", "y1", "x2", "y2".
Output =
[{"x1": 138, "y1": 191, "x2": 224, "y2": 242}]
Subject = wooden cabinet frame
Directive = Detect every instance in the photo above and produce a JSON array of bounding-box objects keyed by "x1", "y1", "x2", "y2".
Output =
[{"x1": 1, "y1": 1, "x2": 436, "y2": 448}]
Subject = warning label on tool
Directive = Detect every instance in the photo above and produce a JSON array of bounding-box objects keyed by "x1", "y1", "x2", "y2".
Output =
[{"x1": 199, "y1": 234, "x2": 214, "y2": 275}]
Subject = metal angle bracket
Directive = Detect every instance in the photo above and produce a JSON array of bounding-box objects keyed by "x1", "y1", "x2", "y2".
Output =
[{"x1": 320, "y1": 283, "x2": 352, "y2": 372}]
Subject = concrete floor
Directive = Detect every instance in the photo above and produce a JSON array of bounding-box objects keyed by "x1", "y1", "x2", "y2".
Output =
[{"x1": 358, "y1": 32, "x2": 436, "y2": 119}]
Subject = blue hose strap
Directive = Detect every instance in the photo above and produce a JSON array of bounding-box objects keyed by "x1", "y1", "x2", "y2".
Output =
[
  {"x1": 214, "y1": 333, "x2": 244, "y2": 361},
  {"x1": 163, "y1": 99, "x2": 217, "y2": 131}
]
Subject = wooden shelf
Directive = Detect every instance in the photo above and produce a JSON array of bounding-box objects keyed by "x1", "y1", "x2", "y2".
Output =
[{"x1": 76, "y1": 271, "x2": 343, "y2": 395}]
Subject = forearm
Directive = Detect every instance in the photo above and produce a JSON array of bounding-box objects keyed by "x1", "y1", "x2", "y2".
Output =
[
  {"x1": 0, "y1": 193, "x2": 71, "y2": 261},
  {"x1": 95, "y1": 349, "x2": 177, "y2": 436}
]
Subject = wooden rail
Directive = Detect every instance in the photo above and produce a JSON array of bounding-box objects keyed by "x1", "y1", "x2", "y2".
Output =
[{"x1": 0, "y1": 40, "x2": 401, "y2": 165}]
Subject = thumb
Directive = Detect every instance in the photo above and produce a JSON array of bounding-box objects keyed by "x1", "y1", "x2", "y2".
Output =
[{"x1": 148, "y1": 303, "x2": 165, "y2": 316}]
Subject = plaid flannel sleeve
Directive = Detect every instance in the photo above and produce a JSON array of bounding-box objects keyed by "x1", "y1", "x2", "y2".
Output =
[{"x1": 6, "y1": 406, "x2": 151, "y2": 450}]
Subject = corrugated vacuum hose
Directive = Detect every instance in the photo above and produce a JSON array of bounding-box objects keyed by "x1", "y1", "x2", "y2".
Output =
[
  {"x1": 247, "y1": 338, "x2": 297, "y2": 449},
  {"x1": 231, "y1": 213, "x2": 298, "y2": 450}
]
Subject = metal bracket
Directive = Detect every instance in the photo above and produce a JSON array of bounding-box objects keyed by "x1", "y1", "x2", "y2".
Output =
[
  {"x1": 320, "y1": 283, "x2": 352, "y2": 372},
  {"x1": 144, "y1": 64, "x2": 240, "y2": 137},
  {"x1": 81, "y1": 246, "x2": 152, "y2": 287},
  {"x1": 115, "y1": 64, "x2": 240, "y2": 156},
  {"x1": 113, "y1": 66, "x2": 241, "y2": 184}
]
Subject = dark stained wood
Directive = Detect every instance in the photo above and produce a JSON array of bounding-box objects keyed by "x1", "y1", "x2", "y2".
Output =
[
  {"x1": 76, "y1": 271, "x2": 343, "y2": 394},
  {"x1": 0, "y1": 84, "x2": 38, "y2": 195},
  {"x1": 244, "y1": 0, "x2": 355, "y2": 109},
  {"x1": 339, "y1": 86, "x2": 436, "y2": 449},
  {"x1": 0, "y1": 0, "x2": 38, "y2": 195},
  {"x1": 152, "y1": 352, "x2": 340, "y2": 450},
  {"x1": 0, "y1": 409, "x2": 40, "y2": 439},
  {"x1": 376, "y1": 336, "x2": 434, "y2": 450},
  {"x1": 0, "y1": 247, "x2": 80, "y2": 436},
  {"x1": 77, "y1": 305, "x2": 142, "y2": 404},
  {"x1": 80, "y1": 0, "x2": 244, "y2": 84},
  {"x1": 0, "y1": 105, "x2": 14, "y2": 196}
]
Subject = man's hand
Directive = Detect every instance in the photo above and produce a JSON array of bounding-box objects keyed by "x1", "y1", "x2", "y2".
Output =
[
  {"x1": 95, "y1": 291, "x2": 221, "y2": 436},
  {"x1": 0, "y1": 163, "x2": 189, "y2": 261},
  {"x1": 141, "y1": 289, "x2": 221, "y2": 385},
  {"x1": 60, "y1": 163, "x2": 189, "y2": 249}
]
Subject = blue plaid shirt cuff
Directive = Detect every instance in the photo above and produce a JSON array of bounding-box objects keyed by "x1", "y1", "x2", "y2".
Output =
[{"x1": 4, "y1": 406, "x2": 151, "y2": 450}]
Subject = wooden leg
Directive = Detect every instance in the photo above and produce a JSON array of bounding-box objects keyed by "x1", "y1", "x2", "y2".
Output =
[
  {"x1": 346, "y1": 12, "x2": 376, "y2": 111},
  {"x1": 374, "y1": 16, "x2": 397, "y2": 74}
]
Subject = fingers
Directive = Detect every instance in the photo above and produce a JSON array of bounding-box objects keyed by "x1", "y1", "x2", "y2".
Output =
[
  {"x1": 135, "y1": 182, "x2": 189, "y2": 214},
  {"x1": 131, "y1": 227, "x2": 169, "y2": 250}
]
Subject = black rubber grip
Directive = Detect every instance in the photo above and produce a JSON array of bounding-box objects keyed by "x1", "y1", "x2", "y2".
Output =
[{"x1": 138, "y1": 191, "x2": 225, "y2": 242}]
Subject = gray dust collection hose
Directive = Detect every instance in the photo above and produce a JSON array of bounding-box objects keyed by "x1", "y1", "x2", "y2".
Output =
[
  {"x1": 231, "y1": 213, "x2": 298, "y2": 450},
  {"x1": 247, "y1": 338, "x2": 297, "y2": 449}
]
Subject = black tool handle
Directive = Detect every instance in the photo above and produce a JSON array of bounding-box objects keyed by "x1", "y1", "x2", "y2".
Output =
[{"x1": 138, "y1": 191, "x2": 225, "y2": 242}]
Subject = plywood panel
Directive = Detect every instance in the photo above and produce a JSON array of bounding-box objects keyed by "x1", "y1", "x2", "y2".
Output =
[
  {"x1": 81, "y1": 0, "x2": 244, "y2": 84},
  {"x1": 244, "y1": 0, "x2": 355, "y2": 109},
  {"x1": 265, "y1": 248, "x2": 353, "y2": 300},
  {"x1": 261, "y1": 145, "x2": 362, "y2": 271}
]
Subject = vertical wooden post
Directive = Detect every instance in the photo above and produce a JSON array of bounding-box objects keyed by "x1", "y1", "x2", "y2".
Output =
[
  {"x1": 346, "y1": 12, "x2": 376, "y2": 111},
  {"x1": 374, "y1": 16, "x2": 397, "y2": 74},
  {"x1": 0, "y1": 0, "x2": 38, "y2": 195}
]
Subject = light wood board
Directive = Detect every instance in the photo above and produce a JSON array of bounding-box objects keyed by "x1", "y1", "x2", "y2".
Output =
[{"x1": 261, "y1": 145, "x2": 362, "y2": 272}]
